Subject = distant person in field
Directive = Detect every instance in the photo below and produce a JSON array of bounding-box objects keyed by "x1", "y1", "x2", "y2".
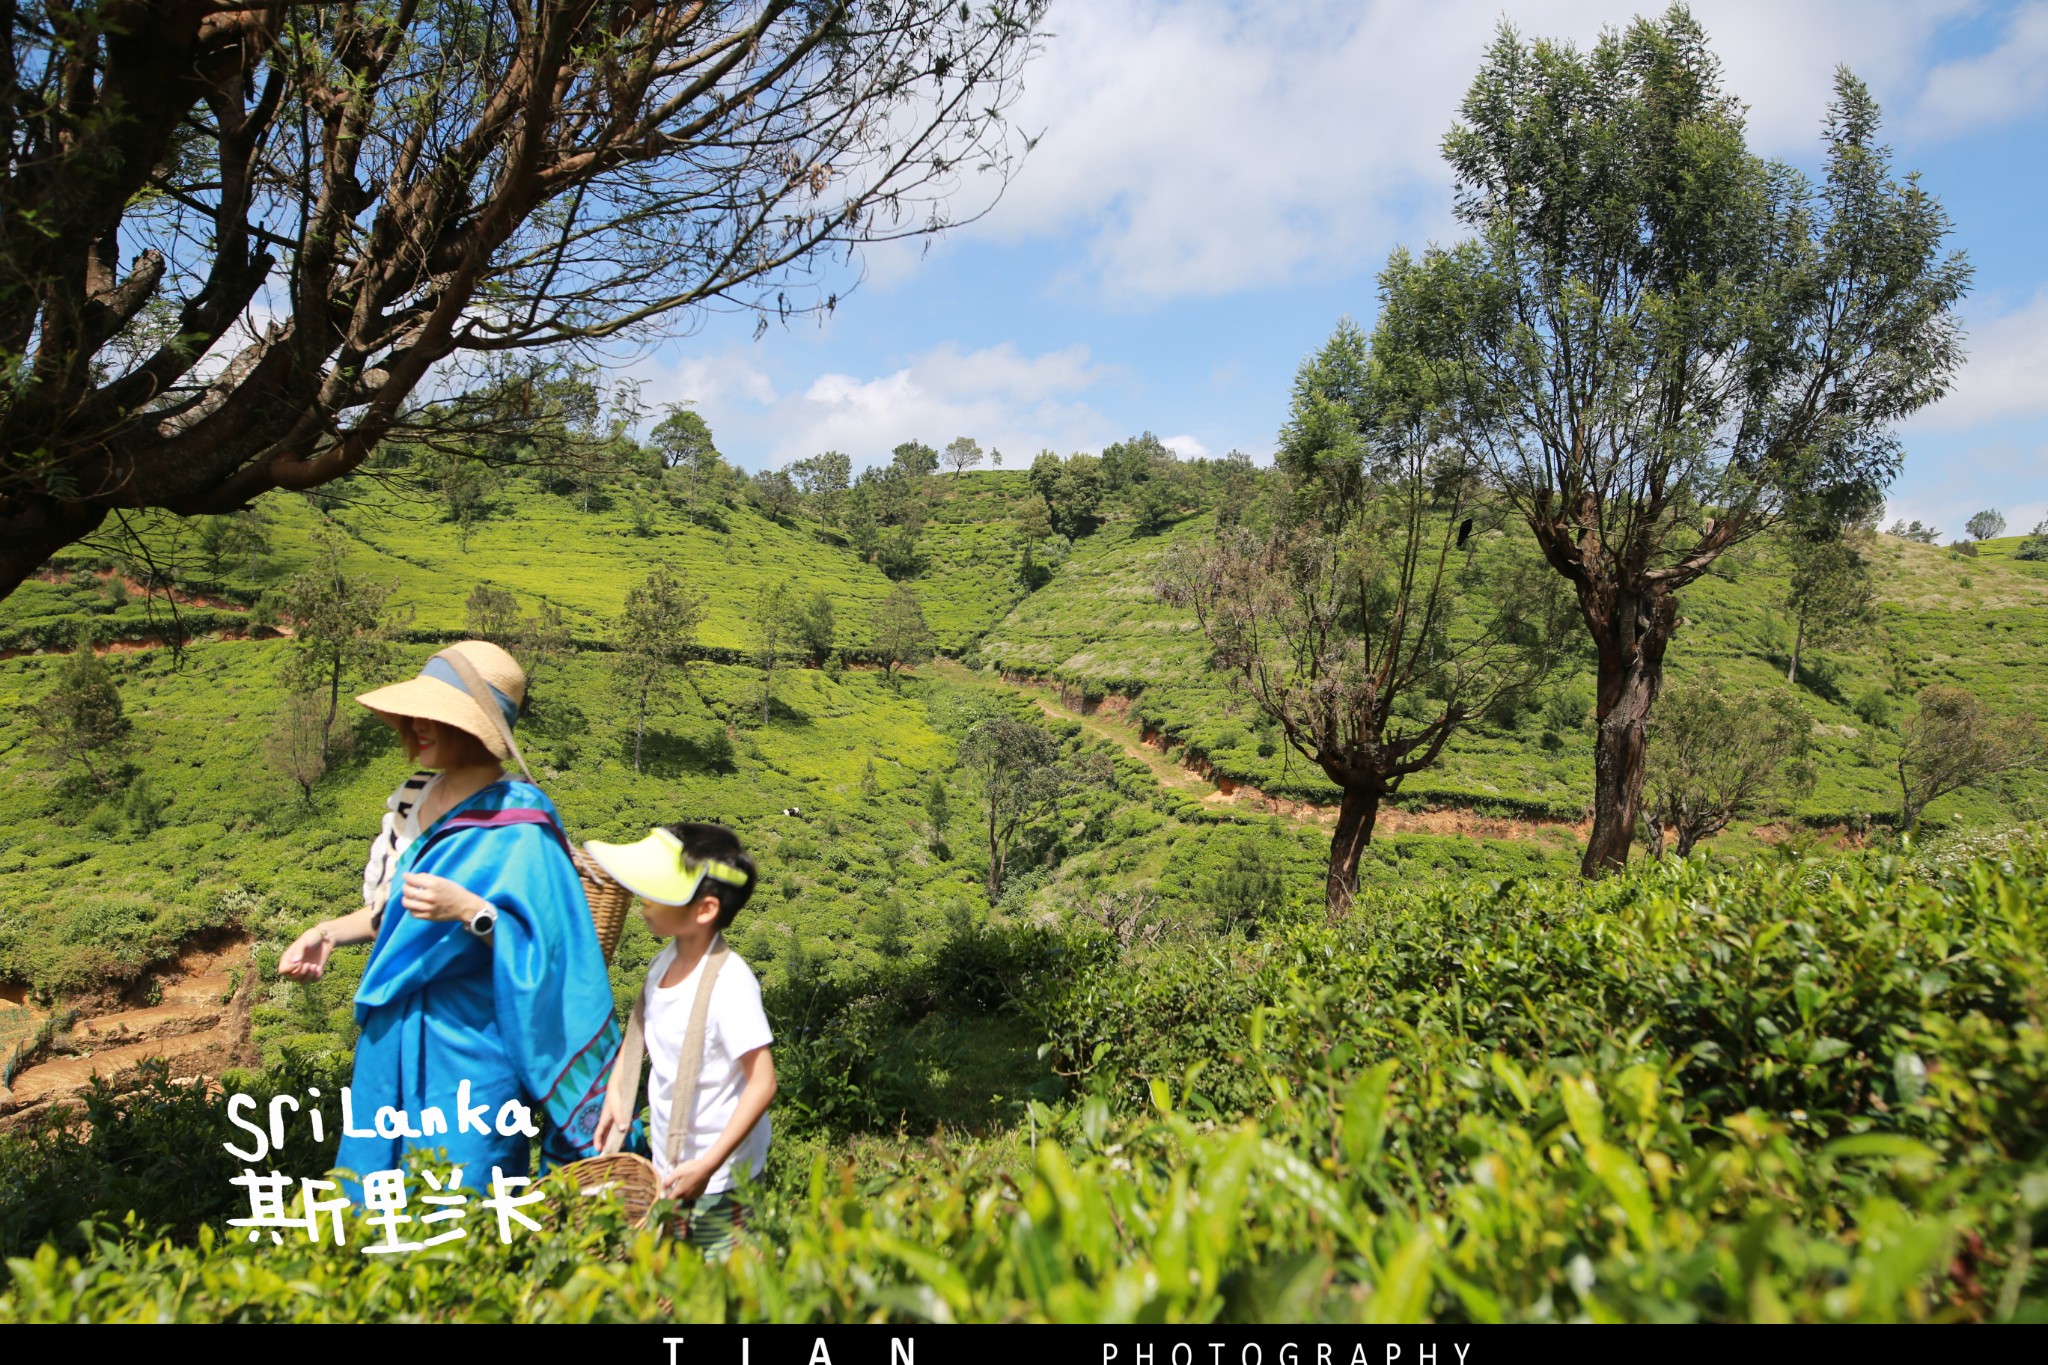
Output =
[
  {"x1": 277, "y1": 640, "x2": 622, "y2": 1189},
  {"x1": 586, "y1": 822, "x2": 774, "y2": 1260}
]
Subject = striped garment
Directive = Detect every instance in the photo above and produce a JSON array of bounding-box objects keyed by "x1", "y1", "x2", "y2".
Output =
[{"x1": 362, "y1": 770, "x2": 437, "y2": 930}]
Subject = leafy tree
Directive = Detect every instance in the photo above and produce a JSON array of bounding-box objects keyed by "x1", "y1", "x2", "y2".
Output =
[
  {"x1": 876, "y1": 524, "x2": 924, "y2": 580},
  {"x1": 1643, "y1": 670, "x2": 1814, "y2": 857},
  {"x1": 1098, "y1": 432, "x2": 1170, "y2": 493},
  {"x1": 429, "y1": 449, "x2": 501, "y2": 550},
  {"x1": 2017, "y1": 520, "x2": 2048, "y2": 563},
  {"x1": 1781, "y1": 534, "x2": 1877, "y2": 684},
  {"x1": 925, "y1": 774, "x2": 952, "y2": 839},
  {"x1": 1201, "y1": 834, "x2": 1286, "y2": 937},
  {"x1": 942, "y1": 436, "x2": 986, "y2": 475},
  {"x1": 1896, "y1": 686, "x2": 2045, "y2": 832},
  {"x1": 612, "y1": 565, "x2": 704, "y2": 774},
  {"x1": 958, "y1": 716, "x2": 1065, "y2": 897},
  {"x1": 871, "y1": 897, "x2": 912, "y2": 959},
  {"x1": 789, "y1": 592, "x2": 837, "y2": 668},
  {"x1": 1165, "y1": 317, "x2": 1569, "y2": 920},
  {"x1": 1028, "y1": 451, "x2": 1103, "y2": 539},
  {"x1": 33, "y1": 633, "x2": 132, "y2": 793},
  {"x1": 196, "y1": 509, "x2": 271, "y2": 583},
  {"x1": 871, "y1": 584, "x2": 936, "y2": 687},
  {"x1": 464, "y1": 584, "x2": 520, "y2": 646},
  {"x1": 650, "y1": 406, "x2": 729, "y2": 521},
  {"x1": 892, "y1": 442, "x2": 941, "y2": 478},
  {"x1": 750, "y1": 469, "x2": 800, "y2": 523},
  {"x1": 860, "y1": 755, "x2": 880, "y2": 798},
  {"x1": 516, "y1": 600, "x2": 577, "y2": 692},
  {"x1": 753, "y1": 582, "x2": 791, "y2": 723},
  {"x1": 277, "y1": 532, "x2": 401, "y2": 765},
  {"x1": 1015, "y1": 494, "x2": 1055, "y2": 587},
  {"x1": 650, "y1": 407, "x2": 719, "y2": 473},
  {"x1": 1964, "y1": 510, "x2": 2006, "y2": 542},
  {"x1": 787, "y1": 452, "x2": 852, "y2": 522},
  {"x1": 1886, "y1": 519, "x2": 1942, "y2": 544},
  {"x1": 266, "y1": 690, "x2": 332, "y2": 806},
  {"x1": 1400, "y1": 12, "x2": 1969, "y2": 875},
  {"x1": 1215, "y1": 451, "x2": 1258, "y2": 530},
  {"x1": 0, "y1": 3, "x2": 1048, "y2": 602}
]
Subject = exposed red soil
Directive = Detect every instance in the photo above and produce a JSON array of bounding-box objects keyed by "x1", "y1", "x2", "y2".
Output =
[{"x1": 0, "y1": 936, "x2": 256, "y2": 1126}]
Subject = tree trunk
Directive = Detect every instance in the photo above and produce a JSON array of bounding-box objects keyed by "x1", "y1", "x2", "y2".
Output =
[
  {"x1": 1324, "y1": 783, "x2": 1382, "y2": 922},
  {"x1": 634, "y1": 680, "x2": 649, "y2": 773},
  {"x1": 1786, "y1": 616, "x2": 1804, "y2": 685},
  {"x1": 322, "y1": 658, "x2": 342, "y2": 765},
  {"x1": 1581, "y1": 588, "x2": 1677, "y2": 878},
  {"x1": 0, "y1": 500, "x2": 108, "y2": 602},
  {"x1": 1646, "y1": 817, "x2": 1666, "y2": 859},
  {"x1": 986, "y1": 801, "x2": 1001, "y2": 900}
]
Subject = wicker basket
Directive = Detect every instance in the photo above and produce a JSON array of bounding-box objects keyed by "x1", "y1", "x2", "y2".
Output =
[
  {"x1": 572, "y1": 846, "x2": 633, "y2": 964},
  {"x1": 562, "y1": 1152, "x2": 661, "y2": 1228}
]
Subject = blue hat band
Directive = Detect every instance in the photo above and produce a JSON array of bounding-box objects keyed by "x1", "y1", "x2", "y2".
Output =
[{"x1": 420, "y1": 655, "x2": 518, "y2": 731}]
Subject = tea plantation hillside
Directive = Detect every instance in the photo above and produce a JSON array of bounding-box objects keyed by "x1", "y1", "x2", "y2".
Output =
[
  {"x1": 0, "y1": 468, "x2": 1046, "y2": 657},
  {"x1": 980, "y1": 518, "x2": 2048, "y2": 831}
]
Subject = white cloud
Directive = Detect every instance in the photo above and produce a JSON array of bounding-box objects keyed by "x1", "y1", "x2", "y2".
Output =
[
  {"x1": 967, "y1": 0, "x2": 1988, "y2": 302},
  {"x1": 1912, "y1": 287, "x2": 2048, "y2": 430},
  {"x1": 639, "y1": 341, "x2": 1119, "y2": 470},
  {"x1": 1160, "y1": 434, "x2": 1211, "y2": 460},
  {"x1": 1913, "y1": 1, "x2": 2048, "y2": 139}
]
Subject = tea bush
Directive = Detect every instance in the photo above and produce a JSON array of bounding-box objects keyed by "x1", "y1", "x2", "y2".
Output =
[{"x1": 3, "y1": 837, "x2": 2042, "y2": 1321}]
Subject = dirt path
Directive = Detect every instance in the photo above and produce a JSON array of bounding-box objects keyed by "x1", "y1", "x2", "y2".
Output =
[
  {"x1": 942, "y1": 661, "x2": 1588, "y2": 844},
  {"x1": 1, "y1": 937, "x2": 254, "y2": 1122}
]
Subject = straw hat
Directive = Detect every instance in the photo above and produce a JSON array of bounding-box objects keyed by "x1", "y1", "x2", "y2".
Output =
[{"x1": 356, "y1": 640, "x2": 527, "y2": 760}]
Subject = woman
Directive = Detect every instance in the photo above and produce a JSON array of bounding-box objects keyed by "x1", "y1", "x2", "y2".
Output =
[{"x1": 278, "y1": 640, "x2": 621, "y2": 1184}]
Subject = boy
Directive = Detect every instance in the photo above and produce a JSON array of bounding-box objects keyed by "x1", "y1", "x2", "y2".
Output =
[{"x1": 585, "y1": 822, "x2": 776, "y2": 1258}]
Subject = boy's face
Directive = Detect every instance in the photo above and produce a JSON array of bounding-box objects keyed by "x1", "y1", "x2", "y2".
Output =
[{"x1": 637, "y1": 893, "x2": 720, "y2": 940}]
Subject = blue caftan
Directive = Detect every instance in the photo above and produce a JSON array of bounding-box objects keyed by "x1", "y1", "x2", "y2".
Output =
[{"x1": 335, "y1": 780, "x2": 621, "y2": 1188}]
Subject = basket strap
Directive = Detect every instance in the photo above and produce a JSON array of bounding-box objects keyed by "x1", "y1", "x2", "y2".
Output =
[
  {"x1": 437, "y1": 646, "x2": 538, "y2": 787},
  {"x1": 665, "y1": 938, "x2": 730, "y2": 1173},
  {"x1": 599, "y1": 989, "x2": 647, "y2": 1157}
]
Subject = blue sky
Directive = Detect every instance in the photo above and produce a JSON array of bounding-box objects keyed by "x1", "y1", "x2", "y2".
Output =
[{"x1": 626, "y1": 1, "x2": 2048, "y2": 539}]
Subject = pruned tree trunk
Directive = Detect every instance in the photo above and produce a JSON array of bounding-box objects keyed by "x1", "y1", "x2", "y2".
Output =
[
  {"x1": 322, "y1": 661, "x2": 342, "y2": 765},
  {"x1": 1786, "y1": 616, "x2": 1804, "y2": 685},
  {"x1": 1581, "y1": 587, "x2": 1677, "y2": 878},
  {"x1": 1325, "y1": 783, "x2": 1383, "y2": 922}
]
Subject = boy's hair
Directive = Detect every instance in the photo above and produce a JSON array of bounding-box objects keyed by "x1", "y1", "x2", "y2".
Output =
[{"x1": 665, "y1": 821, "x2": 757, "y2": 929}]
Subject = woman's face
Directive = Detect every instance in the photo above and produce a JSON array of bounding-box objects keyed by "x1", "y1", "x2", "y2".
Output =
[{"x1": 404, "y1": 716, "x2": 483, "y2": 770}]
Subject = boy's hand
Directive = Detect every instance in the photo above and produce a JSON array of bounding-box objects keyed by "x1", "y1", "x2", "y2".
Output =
[
  {"x1": 661, "y1": 1157, "x2": 715, "y2": 1203},
  {"x1": 402, "y1": 873, "x2": 487, "y2": 923},
  {"x1": 592, "y1": 1096, "x2": 633, "y2": 1155}
]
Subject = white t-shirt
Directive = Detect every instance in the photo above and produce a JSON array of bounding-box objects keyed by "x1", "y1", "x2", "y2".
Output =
[{"x1": 642, "y1": 938, "x2": 774, "y2": 1194}]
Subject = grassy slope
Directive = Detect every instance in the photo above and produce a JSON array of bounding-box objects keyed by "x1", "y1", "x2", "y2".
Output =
[
  {"x1": 980, "y1": 519, "x2": 2048, "y2": 829},
  {"x1": 2, "y1": 476, "x2": 2041, "y2": 1047}
]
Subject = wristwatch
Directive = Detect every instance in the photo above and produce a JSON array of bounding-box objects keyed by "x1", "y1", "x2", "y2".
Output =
[{"x1": 464, "y1": 902, "x2": 498, "y2": 938}]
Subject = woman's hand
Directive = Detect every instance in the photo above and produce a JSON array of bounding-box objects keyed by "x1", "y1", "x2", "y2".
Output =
[
  {"x1": 660, "y1": 1157, "x2": 716, "y2": 1203},
  {"x1": 401, "y1": 872, "x2": 488, "y2": 924},
  {"x1": 278, "y1": 925, "x2": 334, "y2": 981}
]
